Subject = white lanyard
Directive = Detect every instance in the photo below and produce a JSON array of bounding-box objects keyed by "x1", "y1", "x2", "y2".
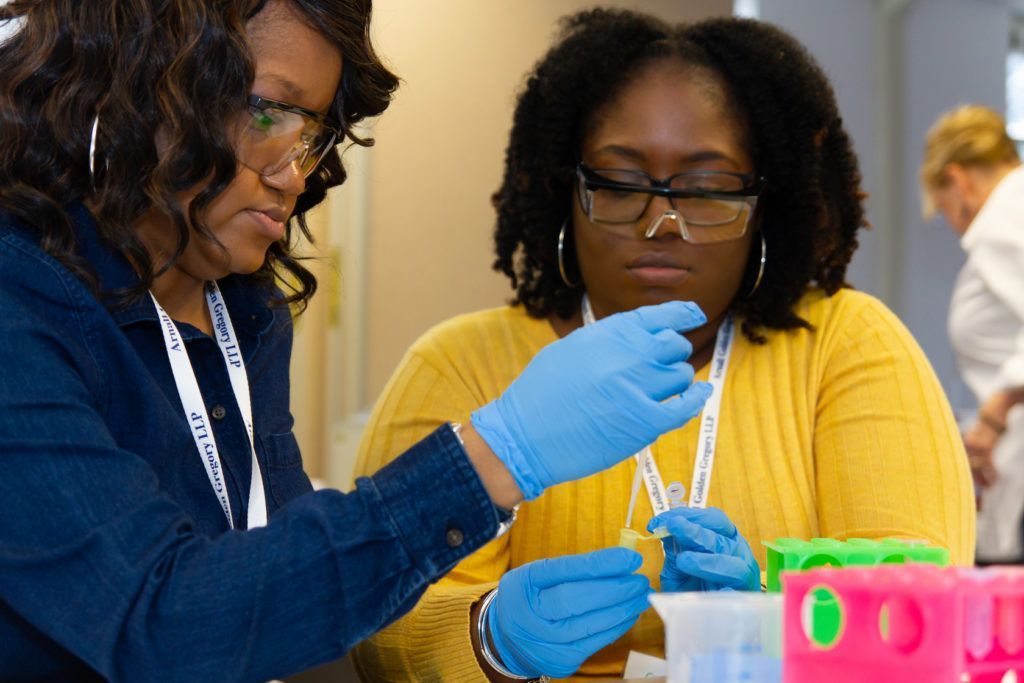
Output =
[
  {"x1": 151, "y1": 283, "x2": 268, "y2": 529},
  {"x1": 581, "y1": 295, "x2": 734, "y2": 512}
]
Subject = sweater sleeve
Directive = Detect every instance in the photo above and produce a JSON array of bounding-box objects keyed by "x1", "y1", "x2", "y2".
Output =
[
  {"x1": 352, "y1": 348, "x2": 507, "y2": 682},
  {"x1": 812, "y1": 295, "x2": 976, "y2": 564}
]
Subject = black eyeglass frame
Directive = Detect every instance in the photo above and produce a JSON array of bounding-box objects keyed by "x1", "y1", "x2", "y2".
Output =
[
  {"x1": 576, "y1": 162, "x2": 768, "y2": 226},
  {"x1": 244, "y1": 95, "x2": 342, "y2": 177}
]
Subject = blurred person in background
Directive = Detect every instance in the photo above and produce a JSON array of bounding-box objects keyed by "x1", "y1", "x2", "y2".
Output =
[
  {"x1": 922, "y1": 104, "x2": 1024, "y2": 564},
  {"x1": 353, "y1": 9, "x2": 975, "y2": 681}
]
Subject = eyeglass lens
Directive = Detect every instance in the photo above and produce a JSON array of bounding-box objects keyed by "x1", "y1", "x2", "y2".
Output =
[
  {"x1": 580, "y1": 168, "x2": 755, "y2": 243},
  {"x1": 235, "y1": 102, "x2": 336, "y2": 178}
]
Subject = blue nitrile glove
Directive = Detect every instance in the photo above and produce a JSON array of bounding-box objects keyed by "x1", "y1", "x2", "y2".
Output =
[
  {"x1": 471, "y1": 301, "x2": 711, "y2": 500},
  {"x1": 649, "y1": 507, "x2": 761, "y2": 592},
  {"x1": 487, "y1": 547, "x2": 651, "y2": 679}
]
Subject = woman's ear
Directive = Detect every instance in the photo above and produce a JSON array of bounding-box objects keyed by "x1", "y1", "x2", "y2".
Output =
[{"x1": 942, "y1": 162, "x2": 971, "y2": 196}]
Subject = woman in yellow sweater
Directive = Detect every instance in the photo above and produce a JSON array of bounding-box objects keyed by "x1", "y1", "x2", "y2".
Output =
[{"x1": 353, "y1": 10, "x2": 975, "y2": 681}]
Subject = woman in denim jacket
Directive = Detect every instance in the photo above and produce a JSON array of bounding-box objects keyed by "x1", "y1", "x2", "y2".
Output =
[{"x1": 0, "y1": 1, "x2": 710, "y2": 680}]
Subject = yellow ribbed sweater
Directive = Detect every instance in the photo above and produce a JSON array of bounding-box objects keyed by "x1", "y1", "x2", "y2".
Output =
[{"x1": 352, "y1": 288, "x2": 975, "y2": 681}]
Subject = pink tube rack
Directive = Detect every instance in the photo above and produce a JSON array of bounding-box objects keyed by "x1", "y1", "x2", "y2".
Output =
[{"x1": 782, "y1": 564, "x2": 1024, "y2": 682}]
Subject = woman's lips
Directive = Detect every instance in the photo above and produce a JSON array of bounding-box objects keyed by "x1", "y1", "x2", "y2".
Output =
[
  {"x1": 626, "y1": 253, "x2": 691, "y2": 286},
  {"x1": 628, "y1": 265, "x2": 692, "y2": 286},
  {"x1": 246, "y1": 209, "x2": 286, "y2": 241}
]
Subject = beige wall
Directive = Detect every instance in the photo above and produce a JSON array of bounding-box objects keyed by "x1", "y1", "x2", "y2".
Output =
[
  {"x1": 364, "y1": 0, "x2": 730, "y2": 402},
  {"x1": 290, "y1": 0, "x2": 731, "y2": 484},
  {"x1": 287, "y1": 204, "x2": 333, "y2": 482}
]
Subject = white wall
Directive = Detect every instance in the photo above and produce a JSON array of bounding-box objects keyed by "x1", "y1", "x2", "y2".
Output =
[
  {"x1": 757, "y1": 0, "x2": 880, "y2": 293},
  {"x1": 757, "y1": 0, "x2": 1011, "y2": 411},
  {"x1": 899, "y1": 0, "x2": 1009, "y2": 411}
]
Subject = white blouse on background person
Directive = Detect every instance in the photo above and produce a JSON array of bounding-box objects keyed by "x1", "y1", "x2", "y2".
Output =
[{"x1": 948, "y1": 165, "x2": 1024, "y2": 561}]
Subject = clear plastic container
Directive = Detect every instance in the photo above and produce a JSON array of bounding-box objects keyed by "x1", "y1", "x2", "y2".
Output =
[{"x1": 649, "y1": 591, "x2": 783, "y2": 683}]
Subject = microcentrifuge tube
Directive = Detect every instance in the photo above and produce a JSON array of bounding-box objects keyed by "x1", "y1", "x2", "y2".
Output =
[
  {"x1": 618, "y1": 527, "x2": 670, "y2": 550},
  {"x1": 666, "y1": 481, "x2": 687, "y2": 509}
]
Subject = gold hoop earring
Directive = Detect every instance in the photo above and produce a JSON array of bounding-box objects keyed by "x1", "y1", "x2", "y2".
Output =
[
  {"x1": 557, "y1": 218, "x2": 579, "y2": 288},
  {"x1": 745, "y1": 234, "x2": 766, "y2": 298}
]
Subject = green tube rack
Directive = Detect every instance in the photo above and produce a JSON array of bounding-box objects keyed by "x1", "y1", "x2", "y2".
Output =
[{"x1": 762, "y1": 537, "x2": 950, "y2": 593}]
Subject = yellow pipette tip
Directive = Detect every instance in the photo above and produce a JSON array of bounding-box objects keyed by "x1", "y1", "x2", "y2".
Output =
[{"x1": 618, "y1": 526, "x2": 670, "y2": 550}]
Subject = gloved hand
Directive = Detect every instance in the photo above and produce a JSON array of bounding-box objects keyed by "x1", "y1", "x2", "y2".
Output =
[
  {"x1": 486, "y1": 547, "x2": 651, "y2": 679},
  {"x1": 471, "y1": 301, "x2": 711, "y2": 500},
  {"x1": 648, "y1": 507, "x2": 760, "y2": 592}
]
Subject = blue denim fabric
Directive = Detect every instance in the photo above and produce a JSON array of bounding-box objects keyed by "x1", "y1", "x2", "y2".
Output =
[{"x1": 0, "y1": 206, "x2": 500, "y2": 681}]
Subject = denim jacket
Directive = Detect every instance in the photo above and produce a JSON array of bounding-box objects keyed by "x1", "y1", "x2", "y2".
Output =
[{"x1": 0, "y1": 205, "x2": 501, "y2": 681}]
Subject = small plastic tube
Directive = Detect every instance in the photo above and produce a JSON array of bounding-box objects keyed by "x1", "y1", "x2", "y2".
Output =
[
  {"x1": 619, "y1": 526, "x2": 670, "y2": 550},
  {"x1": 666, "y1": 481, "x2": 687, "y2": 509}
]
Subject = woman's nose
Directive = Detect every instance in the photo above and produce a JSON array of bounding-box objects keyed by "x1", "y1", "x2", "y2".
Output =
[
  {"x1": 638, "y1": 194, "x2": 682, "y2": 239},
  {"x1": 643, "y1": 209, "x2": 687, "y2": 240},
  {"x1": 261, "y1": 158, "x2": 306, "y2": 196}
]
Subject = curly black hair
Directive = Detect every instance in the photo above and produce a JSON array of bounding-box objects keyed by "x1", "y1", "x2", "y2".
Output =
[
  {"x1": 492, "y1": 9, "x2": 866, "y2": 341},
  {"x1": 0, "y1": 0, "x2": 398, "y2": 311}
]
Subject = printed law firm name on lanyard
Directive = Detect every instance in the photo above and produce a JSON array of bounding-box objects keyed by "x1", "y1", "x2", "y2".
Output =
[
  {"x1": 151, "y1": 283, "x2": 267, "y2": 529},
  {"x1": 581, "y1": 295, "x2": 734, "y2": 512},
  {"x1": 687, "y1": 311, "x2": 733, "y2": 508}
]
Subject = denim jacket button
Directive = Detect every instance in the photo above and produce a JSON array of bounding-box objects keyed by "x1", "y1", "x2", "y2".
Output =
[{"x1": 445, "y1": 528, "x2": 465, "y2": 548}]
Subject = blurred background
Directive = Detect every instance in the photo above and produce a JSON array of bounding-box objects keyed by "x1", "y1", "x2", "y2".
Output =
[
  {"x1": 291, "y1": 0, "x2": 1024, "y2": 489},
  {"x1": 4, "y1": 0, "x2": 1020, "y2": 487}
]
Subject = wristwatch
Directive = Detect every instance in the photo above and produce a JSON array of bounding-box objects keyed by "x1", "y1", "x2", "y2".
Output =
[
  {"x1": 494, "y1": 502, "x2": 519, "y2": 539},
  {"x1": 450, "y1": 422, "x2": 519, "y2": 539}
]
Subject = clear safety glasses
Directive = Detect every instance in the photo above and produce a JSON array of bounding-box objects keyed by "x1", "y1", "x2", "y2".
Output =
[
  {"x1": 235, "y1": 95, "x2": 341, "y2": 178},
  {"x1": 576, "y1": 163, "x2": 766, "y2": 244}
]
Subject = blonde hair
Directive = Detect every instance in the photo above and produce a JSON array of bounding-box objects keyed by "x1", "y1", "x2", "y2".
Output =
[{"x1": 920, "y1": 104, "x2": 1019, "y2": 219}]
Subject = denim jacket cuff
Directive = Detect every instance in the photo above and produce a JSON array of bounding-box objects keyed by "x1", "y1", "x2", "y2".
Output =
[{"x1": 362, "y1": 424, "x2": 500, "y2": 579}]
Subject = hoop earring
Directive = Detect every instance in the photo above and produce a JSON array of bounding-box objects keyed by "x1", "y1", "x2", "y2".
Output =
[
  {"x1": 557, "y1": 218, "x2": 579, "y2": 288},
  {"x1": 88, "y1": 114, "x2": 101, "y2": 190},
  {"x1": 745, "y1": 234, "x2": 766, "y2": 298}
]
